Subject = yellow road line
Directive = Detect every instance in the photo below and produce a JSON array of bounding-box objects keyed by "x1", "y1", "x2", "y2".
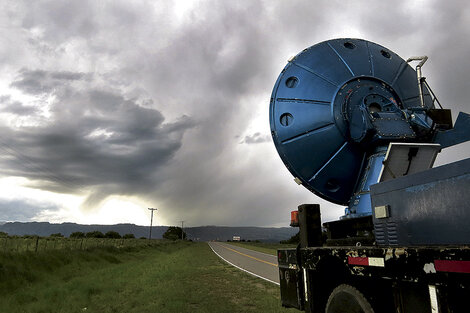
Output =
[{"x1": 219, "y1": 243, "x2": 278, "y2": 267}]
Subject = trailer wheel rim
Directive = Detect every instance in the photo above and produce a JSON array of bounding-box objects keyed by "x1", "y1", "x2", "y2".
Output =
[{"x1": 325, "y1": 284, "x2": 374, "y2": 313}]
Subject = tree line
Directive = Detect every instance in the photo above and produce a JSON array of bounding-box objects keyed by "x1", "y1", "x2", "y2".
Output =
[
  {"x1": 0, "y1": 226, "x2": 188, "y2": 240},
  {"x1": 0, "y1": 231, "x2": 139, "y2": 239}
]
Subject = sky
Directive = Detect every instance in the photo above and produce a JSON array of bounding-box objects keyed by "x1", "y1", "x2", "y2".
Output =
[{"x1": 0, "y1": 0, "x2": 469, "y2": 227}]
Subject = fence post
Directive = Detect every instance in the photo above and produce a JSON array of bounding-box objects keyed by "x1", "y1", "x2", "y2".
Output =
[{"x1": 35, "y1": 237, "x2": 39, "y2": 253}]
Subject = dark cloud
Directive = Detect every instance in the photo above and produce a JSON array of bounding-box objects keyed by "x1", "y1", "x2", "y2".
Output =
[
  {"x1": 0, "y1": 0, "x2": 468, "y2": 226},
  {"x1": 10, "y1": 69, "x2": 88, "y2": 95},
  {"x1": 2, "y1": 68, "x2": 195, "y2": 208},
  {"x1": 0, "y1": 95, "x2": 38, "y2": 115}
]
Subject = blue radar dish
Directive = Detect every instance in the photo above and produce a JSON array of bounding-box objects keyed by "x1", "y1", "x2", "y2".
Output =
[{"x1": 269, "y1": 38, "x2": 434, "y2": 205}]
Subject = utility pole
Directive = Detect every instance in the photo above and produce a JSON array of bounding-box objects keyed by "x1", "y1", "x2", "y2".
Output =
[
  {"x1": 148, "y1": 208, "x2": 157, "y2": 239},
  {"x1": 180, "y1": 220, "x2": 185, "y2": 240}
]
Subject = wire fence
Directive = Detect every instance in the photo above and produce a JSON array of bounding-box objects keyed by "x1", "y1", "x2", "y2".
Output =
[{"x1": 0, "y1": 237, "x2": 163, "y2": 253}]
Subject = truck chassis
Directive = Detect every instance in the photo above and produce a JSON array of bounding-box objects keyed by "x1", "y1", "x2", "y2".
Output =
[
  {"x1": 279, "y1": 245, "x2": 470, "y2": 312},
  {"x1": 279, "y1": 158, "x2": 470, "y2": 313}
]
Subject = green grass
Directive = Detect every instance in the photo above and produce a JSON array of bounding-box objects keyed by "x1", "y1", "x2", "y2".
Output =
[
  {"x1": 0, "y1": 241, "x2": 296, "y2": 312},
  {"x1": 226, "y1": 241, "x2": 296, "y2": 256},
  {"x1": 0, "y1": 237, "x2": 163, "y2": 253}
]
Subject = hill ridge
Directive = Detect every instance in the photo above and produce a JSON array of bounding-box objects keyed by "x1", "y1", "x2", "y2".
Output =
[{"x1": 0, "y1": 221, "x2": 296, "y2": 242}]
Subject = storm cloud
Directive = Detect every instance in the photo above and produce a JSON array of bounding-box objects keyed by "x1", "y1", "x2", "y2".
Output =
[
  {"x1": 0, "y1": 198, "x2": 61, "y2": 222},
  {"x1": 2, "y1": 68, "x2": 195, "y2": 208},
  {"x1": 0, "y1": 0, "x2": 469, "y2": 226}
]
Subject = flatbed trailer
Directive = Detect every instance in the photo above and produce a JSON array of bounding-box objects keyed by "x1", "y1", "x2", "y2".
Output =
[
  {"x1": 279, "y1": 245, "x2": 470, "y2": 312},
  {"x1": 278, "y1": 158, "x2": 470, "y2": 313}
]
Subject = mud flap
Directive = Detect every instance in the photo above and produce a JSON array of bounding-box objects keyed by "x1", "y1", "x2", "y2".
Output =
[{"x1": 279, "y1": 266, "x2": 304, "y2": 310}]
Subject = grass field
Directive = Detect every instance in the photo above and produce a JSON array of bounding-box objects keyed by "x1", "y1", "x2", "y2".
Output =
[
  {"x1": 0, "y1": 240, "x2": 296, "y2": 313},
  {"x1": 226, "y1": 241, "x2": 296, "y2": 255},
  {"x1": 0, "y1": 236, "x2": 161, "y2": 253}
]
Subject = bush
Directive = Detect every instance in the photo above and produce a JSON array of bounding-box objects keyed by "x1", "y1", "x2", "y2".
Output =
[
  {"x1": 0, "y1": 231, "x2": 8, "y2": 237},
  {"x1": 50, "y1": 233, "x2": 64, "y2": 238},
  {"x1": 280, "y1": 232, "x2": 300, "y2": 244},
  {"x1": 162, "y1": 226, "x2": 186, "y2": 241},
  {"x1": 86, "y1": 231, "x2": 105, "y2": 238},
  {"x1": 105, "y1": 231, "x2": 121, "y2": 239},
  {"x1": 123, "y1": 233, "x2": 135, "y2": 239},
  {"x1": 70, "y1": 232, "x2": 85, "y2": 238},
  {"x1": 23, "y1": 234, "x2": 39, "y2": 239}
]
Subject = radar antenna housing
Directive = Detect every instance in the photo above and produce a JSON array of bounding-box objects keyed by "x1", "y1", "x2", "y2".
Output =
[{"x1": 269, "y1": 38, "x2": 469, "y2": 218}]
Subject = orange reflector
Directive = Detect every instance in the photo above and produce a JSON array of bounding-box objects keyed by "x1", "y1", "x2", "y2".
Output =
[{"x1": 290, "y1": 210, "x2": 299, "y2": 227}]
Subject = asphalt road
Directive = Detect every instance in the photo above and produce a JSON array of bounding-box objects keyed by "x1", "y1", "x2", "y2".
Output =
[{"x1": 208, "y1": 241, "x2": 279, "y2": 285}]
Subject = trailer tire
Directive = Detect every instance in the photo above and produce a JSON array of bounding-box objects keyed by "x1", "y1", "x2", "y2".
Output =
[{"x1": 325, "y1": 284, "x2": 374, "y2": 313}]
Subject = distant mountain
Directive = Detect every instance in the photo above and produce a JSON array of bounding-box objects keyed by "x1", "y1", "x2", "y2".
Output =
[
  {"x1": 185, "y1": 225, "x2": 297, "y2": 242},
  {"x1": 0, "y1": 222, "x2": 297, "y2": 242}
]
